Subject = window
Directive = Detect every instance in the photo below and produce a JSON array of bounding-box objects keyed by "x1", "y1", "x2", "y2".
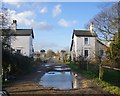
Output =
[
  {"x1": 17, "y1": 49, "x2": 21, "y2": 54},
  {"x1": 84, "y1": 38, "x2": 89, "y2": 45},
  {"x1": 84, "y1": 50, "x2": 88, "y2": 57}
]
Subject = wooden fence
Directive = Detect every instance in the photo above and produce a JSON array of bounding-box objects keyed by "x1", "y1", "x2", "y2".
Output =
[
  {"x1": 102, "y1": 65, "x2": 120, "y2": 71},
  {"x1": 78, "y1": 61, "x2": 120, "y2": 83}
]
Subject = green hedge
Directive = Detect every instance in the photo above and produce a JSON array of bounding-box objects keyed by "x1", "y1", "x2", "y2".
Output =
[{"x1": 2, "y1": 49, "x2": 35, "y2": 82}]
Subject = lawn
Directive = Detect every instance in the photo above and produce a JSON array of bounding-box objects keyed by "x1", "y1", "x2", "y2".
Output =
[{"x1": 67, "y1": 62, "x2": 120, "y2": 95}]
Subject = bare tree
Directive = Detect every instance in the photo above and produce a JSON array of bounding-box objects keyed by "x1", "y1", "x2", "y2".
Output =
[
  {"x1": 1, "y1": 7, "x2": 13, "y2": 82},
  {"x1": 0, "y1": 8, "x2": 11, "y2": 29},
  {"x1": 0, "y1": 8, "x2": 13, "y2": 50},
  {"x1": 85, "y1": 3, "x2": 119, "y2": 42}
]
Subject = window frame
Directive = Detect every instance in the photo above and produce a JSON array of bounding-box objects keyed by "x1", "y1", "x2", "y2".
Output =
[
  {"x1": 16, "y1": 49, "x2": 21, "y2": 54},
  {"x1": 84, "y1": 37, "x2": 89, "y2": 45},
  {"x1": 84, "y1": 49, "x2": 89, "y2": 58}
]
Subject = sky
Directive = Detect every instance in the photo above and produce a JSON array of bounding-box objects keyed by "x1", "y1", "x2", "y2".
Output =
[{"x1": 1, "y1": 1, "x2": 114, "y2": 52}]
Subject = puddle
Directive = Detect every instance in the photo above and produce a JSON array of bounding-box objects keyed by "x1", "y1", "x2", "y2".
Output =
[
  {"x1": 39, "y1": 68, "x2": 80, "y2": 90},
  {"x1": 54, "y1": 68, "x2": 71, "y2": 71},
  {"x1": 37, "y1": 71, "x2": 41, "y2": 73},
  {"x1": 54, "y1": 66, "x2": 62, "y2": 68},
  {"x1": 45, "y1": 64, "x2": 50, "y2": 67}
]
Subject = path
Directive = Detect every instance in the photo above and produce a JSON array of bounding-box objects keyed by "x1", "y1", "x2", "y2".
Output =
[{"x1": 3, "y1": 62, "x2": 108, "y2": 95}]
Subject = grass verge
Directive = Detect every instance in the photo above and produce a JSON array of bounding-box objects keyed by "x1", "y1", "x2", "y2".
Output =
[{"x1": 67, "y1": 62, "x2": 120, "y2": 95}]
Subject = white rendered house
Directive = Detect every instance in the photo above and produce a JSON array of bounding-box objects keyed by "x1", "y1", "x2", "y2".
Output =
[
  {"x1": 10, "y1": 20, "x2": 34, "y2": 57},
  {"x1": 70, "y1": 23, "x2": 107, "y2": 61}
]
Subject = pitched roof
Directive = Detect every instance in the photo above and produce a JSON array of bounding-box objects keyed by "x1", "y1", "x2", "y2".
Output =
[
  {"x1": 97, "y1": 39, "x2": 109, "y2": 49},
  {"x1": 1, "y1": 29, "x2": 34, "y2": 38},
  {"x1": 73, "y1": 29, "x2": 97, "y2": 38},
  {"x1": 70, "y1": 40, "x2": 73, "y2": 51},
  {"x1": 70, "y1": 29, "x2": 97, "y2": 51}
]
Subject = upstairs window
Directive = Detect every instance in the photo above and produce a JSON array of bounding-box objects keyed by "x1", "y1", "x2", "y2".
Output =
[{"x1": 84, "y1": 38, "x2": 89, "y2": 45}]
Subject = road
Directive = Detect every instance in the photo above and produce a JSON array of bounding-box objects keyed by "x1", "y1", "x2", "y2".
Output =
[{"x1": 3, "y1": 62, "x2": 108, "y2": 95}]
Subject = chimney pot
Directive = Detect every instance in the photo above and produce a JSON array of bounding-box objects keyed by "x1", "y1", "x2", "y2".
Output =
[
  {"x1": 11, "y1": 20, "x2": 17, "y2": 30},
  {"x1": 13, "y1": 20, "x2": 17, "y2": 24},
  {"x1": 90, "y1": 22, "x2": 94, "y2": 32}
]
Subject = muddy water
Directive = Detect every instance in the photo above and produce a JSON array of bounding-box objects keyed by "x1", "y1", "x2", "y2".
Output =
[{"x1": 39, "y1": 66, "x2": 80, "y2": 90}]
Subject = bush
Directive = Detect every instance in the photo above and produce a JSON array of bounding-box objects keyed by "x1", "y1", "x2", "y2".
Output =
[{"x1": 2, "y1": 49, "x2": 34, "y2": 82}]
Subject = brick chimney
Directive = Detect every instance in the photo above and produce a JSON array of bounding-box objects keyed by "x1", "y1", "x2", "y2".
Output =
[
  {"x1": 11, "y1": 20, "x2": 17, "y2": 31},
  {"x1": 89, "y1": 22, "x2": 94, "y2": 33}
]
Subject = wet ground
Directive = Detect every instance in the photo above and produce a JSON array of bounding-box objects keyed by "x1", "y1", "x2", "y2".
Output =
[
  {"x1": 39, "y1": 64, "x2": 79, "y2": 90},
  {"x1": 3, "y1": 62, "x2": 108, "y2": 95}
]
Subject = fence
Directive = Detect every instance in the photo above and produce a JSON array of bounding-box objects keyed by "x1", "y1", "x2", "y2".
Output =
[
  {"x1": 102, "y1": 65, "x2": 120, "y2": 71},
  {"x1": 78, "y1": 62, "x2": 120, "y2": 87}
]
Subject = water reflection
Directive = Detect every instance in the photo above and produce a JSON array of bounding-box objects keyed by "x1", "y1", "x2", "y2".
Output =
[
  {"x1": 54, "y1": 68, "x2": 71, "y2": 71},
  {"x1": 39, "y1": 70, "x2": 80, "y2": 90},
  {"x1": 72, "y1": 73, "x2": 79, "y2": 89}
]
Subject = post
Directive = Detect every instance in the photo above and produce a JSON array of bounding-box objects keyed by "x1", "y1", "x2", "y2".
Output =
[
  {"x1": 86, "y1": 60, "x2": 88, "y2": 71},
  {"x1": 98, "y1": 56, "x2": 103, "y2": 80},
  {"x1": 0, "y1": 30, "x2": 2, "y2": 91}
]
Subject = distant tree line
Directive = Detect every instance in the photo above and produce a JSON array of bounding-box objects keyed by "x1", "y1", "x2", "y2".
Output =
[{"x1": 34, "y1": 49, "x2": 70, "y2": 63}]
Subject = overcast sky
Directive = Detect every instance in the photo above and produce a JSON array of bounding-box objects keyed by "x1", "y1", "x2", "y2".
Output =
[{"x1": 2, "y1": 1, "x2": 114, "y2": 52}]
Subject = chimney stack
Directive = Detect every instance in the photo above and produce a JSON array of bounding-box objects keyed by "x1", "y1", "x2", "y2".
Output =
[
  {"x1": 89, "y1": 22, "x2": 94, "y2": 33},
  {"x1": 11, "y1": 20, "x2": 17, "y2": 31}
]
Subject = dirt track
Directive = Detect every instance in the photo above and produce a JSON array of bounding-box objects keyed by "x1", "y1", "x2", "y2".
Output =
[{"x1": 3, "y1": 63, "x2": 109, "y2": 95}]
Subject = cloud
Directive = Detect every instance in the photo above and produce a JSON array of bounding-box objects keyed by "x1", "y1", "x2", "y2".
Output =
[
  {"x1": 3, "y1": 0, "x2": 21, "y2": 8},
  {"x1": 31, "y1": 21, "x2": 53, "y2": 31},
  {"x1": 34, "y1": 42, "x2": 61, "y2": 51},
  {"x1": 40, "y1": 7, "x2": 47, "y2": 14},
  {"x1": 52, "y1": 4, "x2": 62, "y2": 17},
  {"x1": 58, "y1": 19, "x2": 77, "y2": 27},
  {"x1": 9, "y1": 10, "x2": 34, "y2": 26},
  {"x1": 8, "y1": 9, "x2": 52, "y2": 31}
]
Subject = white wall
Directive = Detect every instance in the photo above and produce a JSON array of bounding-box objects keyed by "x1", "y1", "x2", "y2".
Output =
[
  {"x1": 71, "y1": 35, "x2": 106, "y2": 61},
  {"x1": 95, "y1": 40, "x2": 106, "y2": 59},
  {"x1": 11, "y1": 35, "x2": 33, "y2": 57},
  {"x1": 29, "y1": 34, "x2": 34, "y2": 57},
  {"x1": 74, "y1": 36, "x2": 96, "y2": 60},
  {"x1": 88, "y1": 37, "x2": 96, "y2": 59}
]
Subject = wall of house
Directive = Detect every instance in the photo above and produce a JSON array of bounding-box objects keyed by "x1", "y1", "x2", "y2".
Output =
[
  {"x1": 88, "y1": 37, "x2": 96, "y2": 59},
  {"x1": 74, "y1": 35, "x2": 96, "y2": 60},
  {"x1": 71, "y1": 35, "x2": 107, "y2": 62},
  {"x1": 71, "y1": 37, "x2": 75, "y2": 61},
  {"x1": 11, "y1": 35, "x2": 33, "y2": 57},
  {"x1": 29, "y1": 34, "x2": 34, "y2": 57},
  {"x1": 95, "y1": 40, "x2": 106, "y2": 59},
  {"x1": 74, "y1": 35, "x2": 78, "y2": 57}
]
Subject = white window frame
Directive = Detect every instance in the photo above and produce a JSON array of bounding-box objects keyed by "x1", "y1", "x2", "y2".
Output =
[
  {"x1": 16, "y1": 47, "x2": 23, "y2": 54},
  {"x1": 84, "y1": 37, "x2": 89, "y2": 45},
  {"x1": 83, "y1": 49, "x2": 89, "y2": 58}
]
